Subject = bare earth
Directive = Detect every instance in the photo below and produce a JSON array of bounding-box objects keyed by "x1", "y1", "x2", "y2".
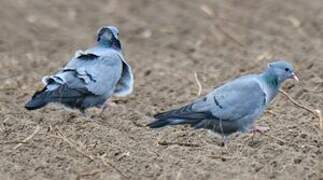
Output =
[{"x1": 0, "y1": 0, "x2": 323, "y2": 179}]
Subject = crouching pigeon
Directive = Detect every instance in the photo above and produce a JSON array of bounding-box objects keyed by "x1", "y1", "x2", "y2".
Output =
[
  {"x1": 148, "y1": 60, "x2": 298, "y2": 139},
  {"x1": 25, "y1": 26, "x2": 134, "y2": 114}
]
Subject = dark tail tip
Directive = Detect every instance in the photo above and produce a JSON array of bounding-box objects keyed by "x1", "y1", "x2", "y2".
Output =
[
  {"x1": 147, "y1": 118, "x2": 170, "y2": 128},
  {"x1": 153, "y1": 112, "x2": 164, "y2": 119},
  {"x1": 24, "y1": 90, "x2": 49, "y2": 110},
  {"x1": 24, "y1": 99, "x2": 47, "y2": 110}
]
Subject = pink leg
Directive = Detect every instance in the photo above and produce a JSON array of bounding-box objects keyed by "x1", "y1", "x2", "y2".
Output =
[
  {"x1": 99, "y1": 100, "x2": 118, "y2": 116},
  {"x1": 99, "y1": 103, "x2": 108, "y2": 116},
  {"x1": 250, "y1": 125, "x2": 270, "y2": 134},
  {"x1": 247, "y1": 125, "x2": 270, "y2": 143},
  {"x1": 221, "y1": 136, "x2": 229, "y2": 149}
]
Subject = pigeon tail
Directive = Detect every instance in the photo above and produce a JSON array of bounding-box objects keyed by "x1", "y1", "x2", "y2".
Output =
[
  {"x1": 148, "y1": 105, "x2": 213, "y2": 128},
  {"x1": 148, "y1": 118, "x2": 194, "y2": 128},
  {"x1": 25, "y1": 84, "x2": 88, "y2": 111},
  {"x1": 25, "y1": 88, "x2": 51, "y2": 110}
]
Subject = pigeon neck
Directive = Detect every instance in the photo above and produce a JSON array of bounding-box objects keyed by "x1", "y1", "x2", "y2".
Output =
[
  {"x1": 97, "y1": 40, "x2": 112, "y2": 48},
  {"x1": 97, "y1": 39, "x2": 121, "y2": 51},
  {"x1": 260, "y1": 71, "x2": 281, "y2": 103},
  {"x1": 261, "y1": 71, "x2": 281, "y2": 90}
]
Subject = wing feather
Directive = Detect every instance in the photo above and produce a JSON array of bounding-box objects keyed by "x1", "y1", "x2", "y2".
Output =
[{"x1": 192, "y1": 76, "x2": 266, "y2": 121}]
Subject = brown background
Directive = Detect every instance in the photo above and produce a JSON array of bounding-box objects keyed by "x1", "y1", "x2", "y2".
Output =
[{"x1": 0, "y1": 0, "x2": 322, "y2": 179}]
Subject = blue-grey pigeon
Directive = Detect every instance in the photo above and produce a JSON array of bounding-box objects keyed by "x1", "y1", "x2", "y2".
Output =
[
  {"x1": 148, "y1": 60, "x2": 298, "y2": 138},
  {"x1": 25, "y1": 26, "x2": 134, "y2": 114}
]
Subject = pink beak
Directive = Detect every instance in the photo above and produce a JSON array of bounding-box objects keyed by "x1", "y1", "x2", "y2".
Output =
[{"x1": 291, "y1": 72, "x2": 299, "y2": 81}]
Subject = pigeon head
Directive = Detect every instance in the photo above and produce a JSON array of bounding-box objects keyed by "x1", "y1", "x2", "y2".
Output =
[
  {"x1": 262, "y1": 60, "x2": 299, "y2": 89},
  {"x1": 96, "y1": 26, "x2": 121, "y2": 49},
  {"x1": 267, "y1": 60, "x2": 298, "y2": 82}
]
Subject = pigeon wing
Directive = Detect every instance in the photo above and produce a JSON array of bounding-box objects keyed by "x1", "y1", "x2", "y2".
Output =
[
  {"x1": 192, "y1": 76, "x2": 267, "y2": 122},
  {"x1": 74, "y1": 54, "x2": 122, "y2": 96},
  {"x1": 46, "y1": 53, "x2": 123, "y2": 96},
  {"x1": 113, "y1": 54, "x2": 134, "y2": 97}
]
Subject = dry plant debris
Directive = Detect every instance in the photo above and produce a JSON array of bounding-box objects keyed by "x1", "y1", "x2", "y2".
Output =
[
  {"x1": 279, "y1": 89, "x2": 323, "y2": 131},
  {"x1": 51, "y1": 128, "x2": 129, "y2": 179},
  {"x1": 13, "y1": 125, "x2": 41, "y2": 150}
]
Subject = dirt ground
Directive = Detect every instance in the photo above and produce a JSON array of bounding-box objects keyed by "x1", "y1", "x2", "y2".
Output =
[{"x1": 0, "y1": 0, "x2": 323, "y2": 179}]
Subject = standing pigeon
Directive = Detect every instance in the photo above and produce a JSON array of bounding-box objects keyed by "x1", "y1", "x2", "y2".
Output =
[
  {"x1": 148, "y1": 60, "x2": 298, "y2": 139},
  {"x1": 25, "y1": 26, "x2": 134, "y2": 114}
]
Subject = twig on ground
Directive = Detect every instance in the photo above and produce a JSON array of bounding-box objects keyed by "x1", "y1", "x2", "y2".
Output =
[
  {"x1": 208, "y1": 155, "x2": 230, "y2": 161},
  {"x1": 194, "y1": 72, "x2": 202, "y2": 96},
  {"x1": 244, "y1": 131, "x2": 286, "y2": 145},
  {"x1": 279, "y1": 89, "x2": 323, "y2": 131},
  {"x1": 199, "y1": 4, "x2": 244, "y2": 47},
  {"x1": 13, "y1": 125, "x2": 40, "y2": 150},
  {"x1": 99, "y1": 153, "x2": 129, "y2": 179},
  {"x1": 51, "y1": 129, "x2": 95, "y2": 161},
  {"x1": 213, "y1": 24, "x2": 244, "y2": 47},
  {"x1": 0, "y1": 87, "x2": 17, "y2": 91},
  {"x1": 76, "y1": 169, "x2": 105, "y2": 180},
  {"x1": 51, "y1": 129, "x2": 129, "y2": 179},
  {"x1": 285, "y1": 16, "x2": 301, "y2": 28},
  {"x1": 2, "y1": 141, "x2": 28, "y2": 145},
  {"x1": 263, "y1": 133, "x2": 286, "y2": 144},
  {"x1": 200, "y1": 4, "x2": 214, "y2": 17},
  {"x1": 317, "y1": 110, "x2": 323, "y2": 130},
  {"x1": 265, "y1": 109, "x2": 278, "y2": 116},
  {"x1": 256, "y1": 51, "x2": 273, "y2": 62},
  {"x1": 157, "y1": 141, "x2": 200, "y2": 147}
]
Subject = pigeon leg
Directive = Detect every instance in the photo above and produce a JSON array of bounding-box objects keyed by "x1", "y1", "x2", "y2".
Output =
[
  {"x1": 246, "y1": 126, "x2": 270, "y2": 143},
  {"x1": 221, "y1": 136, "x2": 229, "y2": 148},
  {"x1": 251, "y1": 131, "x2": 255, "y2": 142},
  {"x1": 80, "y1": 109, "x2": 87, "y2": 117},
  {"x1": 100, "y1": 103, "x2": 108, "y2": 116},
  {"x1": 251, "y1": 125, "x2": 270, "y2": 134},
  {"x1": 80, "y1": 109, "x2": 92, "y2": 121},
  {"x1": 99, "y1": 100, "x2": 118, "y2": 116}
]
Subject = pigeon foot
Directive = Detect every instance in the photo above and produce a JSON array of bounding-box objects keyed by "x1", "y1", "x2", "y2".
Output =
[{"x1": 251, "y1": 125, "x2": 270, "y2": 134}]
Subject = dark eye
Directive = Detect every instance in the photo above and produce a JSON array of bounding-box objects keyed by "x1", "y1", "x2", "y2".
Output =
[{"x1": 285, "y1": 68, "x2": 290, "y2": 72}]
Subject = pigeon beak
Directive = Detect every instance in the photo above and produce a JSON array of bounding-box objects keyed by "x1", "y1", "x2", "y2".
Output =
[{"x1": 291, "y1": 72, "x2": 299, "y2": 81}]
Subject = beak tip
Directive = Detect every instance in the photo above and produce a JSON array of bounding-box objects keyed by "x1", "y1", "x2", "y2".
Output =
[{"x1": 292, "y1": 73, "x2": 299, "y2": 81}]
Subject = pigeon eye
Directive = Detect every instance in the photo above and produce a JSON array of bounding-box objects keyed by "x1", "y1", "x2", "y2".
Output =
[{"x1": 284, "y1": 68, "x2": 290, "y2": 72}]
